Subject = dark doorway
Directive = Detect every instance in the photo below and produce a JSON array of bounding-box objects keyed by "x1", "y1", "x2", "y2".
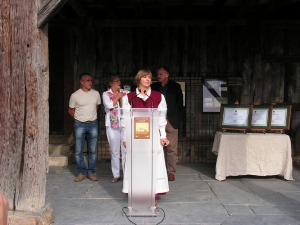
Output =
[{"x1": 49, "y1": 27, "x2": 65, "y2": 135}]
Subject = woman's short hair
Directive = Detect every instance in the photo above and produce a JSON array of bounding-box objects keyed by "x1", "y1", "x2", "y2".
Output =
[
  {"x1": 106, "y1": 75, "x2": 120, "y2": 88},
  {"x1": 135, "y1": 69, "x2": 152, "y2": 85}
]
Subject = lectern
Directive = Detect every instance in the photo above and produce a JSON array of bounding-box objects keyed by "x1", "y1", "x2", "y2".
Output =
[{"x1": 122, "y1": 108, "x2": 163, "y2": 217}]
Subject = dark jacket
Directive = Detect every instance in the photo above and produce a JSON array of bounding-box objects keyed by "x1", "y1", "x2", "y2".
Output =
[{"x1": 151, "y1": 80, "x2": 183, "y2": 129}]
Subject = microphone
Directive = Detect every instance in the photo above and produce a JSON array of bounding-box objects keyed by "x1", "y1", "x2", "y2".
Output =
[
  {"x1": 144, "y1": 90, "x2": 154, "y2": 108},
  {"x1": 130, "y1": 89, "x2": 141, "y2": 108}
]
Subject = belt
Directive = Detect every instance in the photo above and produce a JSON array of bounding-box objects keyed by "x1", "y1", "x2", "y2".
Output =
[{"x1": 75, "y1": 119, "x2": 97, "y2": 123}]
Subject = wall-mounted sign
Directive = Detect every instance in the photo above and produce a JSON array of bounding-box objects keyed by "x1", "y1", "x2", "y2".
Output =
[
  {"x1": 203, "y1": 78, "x2": 228, "y2": 112},
  {"x1": 134, "y1": 117, "x2": 150, "y2": 139}
]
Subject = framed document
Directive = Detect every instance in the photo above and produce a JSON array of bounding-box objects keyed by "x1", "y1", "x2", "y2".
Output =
[
  {"x1": 219, "y1": 104, "x2": 253, "y2": 130},
  {"x1": 203, "y1": 78, "x2": 228, "y2": 112},
  {"x1": 251, "y1": 105, "x2": 272, "y2": 129},
  {"x1": 134, "y1": 117, "x2": 150, "y2": 139},
  {"x1": 270, "y1": 105, "x2": 292, "y2": 130}
]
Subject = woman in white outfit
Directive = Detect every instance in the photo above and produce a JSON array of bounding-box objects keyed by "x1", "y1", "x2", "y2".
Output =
[
  {"x1": 102, "y1": 75, "x2": 129, "y2": 183},
  {"x1": 121, "y1": 69, "x2": 170, "y2": 202}
]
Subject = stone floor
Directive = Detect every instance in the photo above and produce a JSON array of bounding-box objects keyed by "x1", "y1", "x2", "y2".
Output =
[{"x1": 46, "y1": 163, "x2": 300, "y2": 225}]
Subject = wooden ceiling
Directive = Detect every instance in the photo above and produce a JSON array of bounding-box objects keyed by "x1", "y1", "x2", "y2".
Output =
[{"x1": 56, "y1": 0, "x2": 300, "y2": 21}]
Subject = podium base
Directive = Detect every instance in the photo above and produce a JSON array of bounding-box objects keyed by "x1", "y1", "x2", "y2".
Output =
[{"x1": 124, "y1": 207, "x2": 159, "y2": 217}]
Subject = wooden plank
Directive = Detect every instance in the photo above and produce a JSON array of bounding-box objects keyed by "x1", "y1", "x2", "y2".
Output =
[
  {"x1": 67, "y1": 0, "x2": 87, "y2": 17},
  {"x1": 117, "y1": 27, "x2": 131, "y2": 74},
  {"x1": 217, "y1": 26, "x2": 229, "y2": 73},
  {"x1": 182, "y1": 26, "x2": 189, "y2": 76},
  {"x1": 158, "y1": 0, "x2": 167, "y2": 20},
  {"x1": 130, "y1": 0, "x2": 144, "y2": 19},
  {"x1": 103, "y1": 0, "x2": 119, "y2": 20},
  {"x1": 93, "y1": 19, "x2": 247, "y2": 27},
  {"x1": 240, "y1": 24, "x2": 259, "y2": 104},
  {"x1": 169, "y1": 27, "x2": 178, "y2": 75},
  {"x1": 37, "y1": 0, "x2": 68, "y2": 28},
  {"x1": 0, "y1": 0, "x2": 50, "y2": 213},
  {"x1": 237, "y1": 0, "x2": 260, "y2": 18},
  {"x1": 263, "y1": 55, "x2": 300, "y2": 63},
  {"x1": 206, "y1": 26, "x2": 218, "y2": 73},
  {"x1": 163, "y1": 26, "x2": 169, "y2": 67},
  {"x1": 261, "y1": 20, "x2": 300, "y2": 29},
  {"x1": 263, "y1": 0, "x2": 293, "y2": 18},
  {"x1": 111, "y1": 27, "x2": 117, "y2": 74},
  {"x1": 208, "y1": 0, "x2": 227, "y2": 18},
  {"x1": 184, "y1": 0, "x2": 195, "y2": 20},
  {"x1": 200, "y1": 26, "x2": 207, "y2": 73},
  {"x1": 0, "y1": 0, "x2": 15, "y2": 208}
]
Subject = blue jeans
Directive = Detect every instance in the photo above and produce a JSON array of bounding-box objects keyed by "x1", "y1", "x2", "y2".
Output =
[{"x1": 74, "y1": 121, "x2": 98, "y2": 175}]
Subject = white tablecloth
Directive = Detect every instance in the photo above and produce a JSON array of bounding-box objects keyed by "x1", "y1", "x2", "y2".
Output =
[{"x1": 212, "y1": 131, "x2": 294, "y2": 181}]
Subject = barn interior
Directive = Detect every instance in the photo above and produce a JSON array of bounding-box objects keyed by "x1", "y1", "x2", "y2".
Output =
[{"x1": 46, "y1": 0, "x2": 300, "y2": 166}]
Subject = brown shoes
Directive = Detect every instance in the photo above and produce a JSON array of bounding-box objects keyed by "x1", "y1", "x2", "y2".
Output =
[
  {"x1": 168, "y1": 173, "x2": 175, "y2": 181},
  {"x1": 111, "y1": 177, "x2": 121, "y2": 183},
  {"x1": 88, "y1": 173, "x2": 98, "y2": 181},
  {"x1": 75, "y1": 174, "x2": 85, "y2": 182}
]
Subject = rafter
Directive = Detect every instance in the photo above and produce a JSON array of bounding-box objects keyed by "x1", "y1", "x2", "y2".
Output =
[
  {"x1": 67, "y1": 0, "x2": 87, "y2": 17},
  {"x1": 208, "y1": 0, "x2": 227, "y2": 18},
  {"x1": 237, "y1": 0, "x2": 260, "y2": 18},
  {"x1": 184, "y1": 0, "x2": 195, "y2": 19},
  {"x1": 37, "y1": 0, "x2": 68, "y2": 28},
  {"x1": 103, "y1": 0, "x2": 119, "y2": 20},
  {"x1": 131, "y1": 0, "x2": 144, "y2": 19},
  {"x1": 158, "y1": 0, "x2": 167, "y2": 20},
  {"x1": 263, "y1": 0, "x2": 293, "y2": 17}
]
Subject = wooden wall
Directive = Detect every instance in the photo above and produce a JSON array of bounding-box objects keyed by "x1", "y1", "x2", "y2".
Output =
[{"x1": 49, "y1": 19, "x2": 300, "y2": 160}]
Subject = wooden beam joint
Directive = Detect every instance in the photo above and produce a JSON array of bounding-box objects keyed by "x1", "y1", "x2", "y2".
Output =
[{"x1": 37, "y1": 0, "x2": 68, "y2": 28}]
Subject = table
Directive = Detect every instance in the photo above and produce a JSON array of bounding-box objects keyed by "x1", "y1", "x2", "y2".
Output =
[{"x1": 212, "y1": 131, "x2": 294, "y2": 181}]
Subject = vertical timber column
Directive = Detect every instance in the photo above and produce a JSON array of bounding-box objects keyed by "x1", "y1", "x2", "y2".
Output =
[{"x1": 0, "y1": 0, "x2": 53, "y2": 223}]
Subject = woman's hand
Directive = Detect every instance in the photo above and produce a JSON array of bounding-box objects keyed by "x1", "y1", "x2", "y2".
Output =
[
  {"x1": 123, "y1": 142, "x2": 126, "y2": 148},
  {"x1": 117, "y1": 92, "x2": 124, "y2": 99},
  {"x1": 160, "y1": 138, "x2": 170, "y2": 146}
]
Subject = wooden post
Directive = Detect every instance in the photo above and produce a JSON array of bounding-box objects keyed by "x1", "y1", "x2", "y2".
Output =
[{"x1": 0, "y1": 0, "x2": 54, "y2": 224}]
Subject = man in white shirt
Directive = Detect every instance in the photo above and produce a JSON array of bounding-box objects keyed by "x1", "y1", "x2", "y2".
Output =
[{"x1": 68, "y1": 73, "x2": 101, "y2": 182}]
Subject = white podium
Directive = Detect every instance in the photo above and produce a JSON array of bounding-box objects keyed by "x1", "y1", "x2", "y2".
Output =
[{"x1": 122, "y1": 108, "x2": 162, "y2": 217}]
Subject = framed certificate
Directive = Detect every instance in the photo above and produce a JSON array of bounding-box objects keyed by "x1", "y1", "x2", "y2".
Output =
[
  {"x1": 251, "y1": 105, "x2": 272, "y2": 129},
  {"x1": 270, "y1": 105, "x2": 292, "y2": 130},
  {"x1": 219, "y1": 104, "x2": 253, "y2": 130}
]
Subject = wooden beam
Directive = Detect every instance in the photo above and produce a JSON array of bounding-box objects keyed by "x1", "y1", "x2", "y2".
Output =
[
  {"x1": 184, "y1": 0, "x2": 195, "y2": 19},
  {"x1": 263, "y1": 55, "x2": 300, "y2": 63},
  {"x1": 131, "y1": 0, "x2": 144, "y2": 19},
  {"x1": 158, "y1": 0, "x2": 167, "y2": 20},
  {"x1": 37, "y1": 0, "x2": 68, "y2": 28},
  {"x1": 67, "y1": 0, "x2": 87, "y2": 17},
  {"x1": 103, "y1": 0, "x2": 119, "y2": 20},
  {"x1": 209, "y1": 0, "x2": 227, "y2": 18},
  {"x1": 54, "y1": 5, "x2": 67, "y2": 18},
  {"x1": 261, "y1": 20, "x2": 300, "y2": 29},
  {"x1": 91, "y1": 18, "x2": 247, "y2": 27},
  {"x1": 263, "y1": 0, "x2": 293, "y2": 17},
  {"x1": 237, "y1": 0, "x2": 260, "y2": 18}
]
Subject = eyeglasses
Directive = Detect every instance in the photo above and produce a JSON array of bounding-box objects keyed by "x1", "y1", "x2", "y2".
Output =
[{"x1": 113, "y1": 79, "x2": 121, "y2": 83}]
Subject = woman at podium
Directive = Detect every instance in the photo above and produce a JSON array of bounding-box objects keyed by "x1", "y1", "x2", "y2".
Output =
[{"x1": 121, "y1": 69, "x2": 170, "y2": 202}]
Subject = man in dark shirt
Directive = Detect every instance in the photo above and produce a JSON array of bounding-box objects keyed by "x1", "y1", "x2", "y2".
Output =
[{"x1": 151, "y1": 66, "x2": 183, "y2": 181}]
